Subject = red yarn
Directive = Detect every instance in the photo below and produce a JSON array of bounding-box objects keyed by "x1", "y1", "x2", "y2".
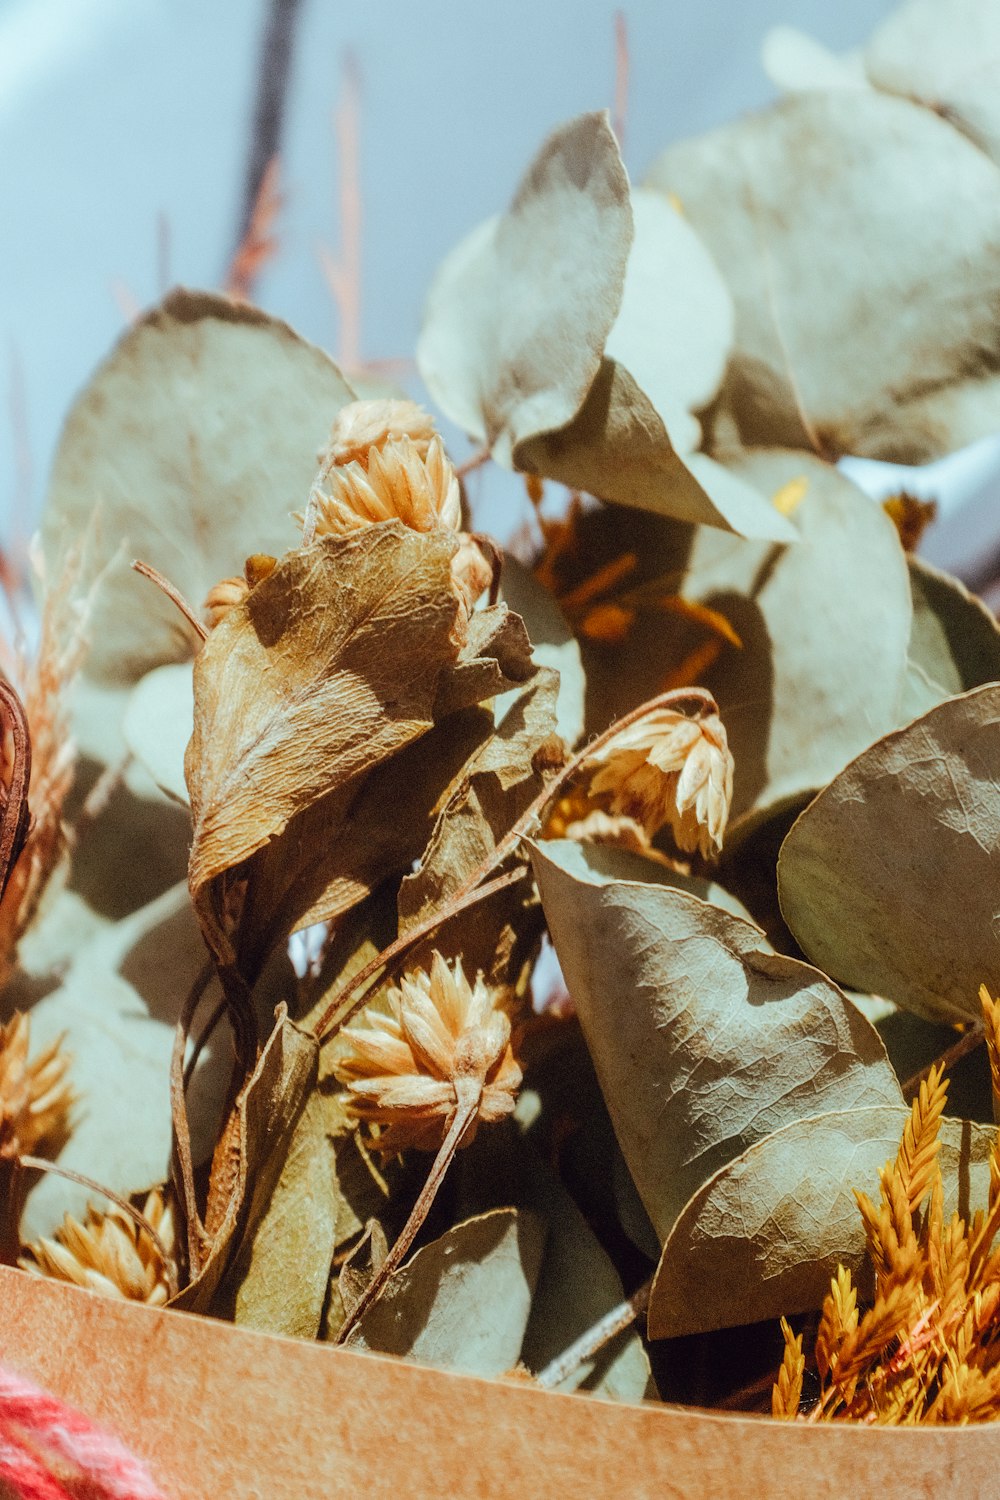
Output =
[{"x1": 0, "y1": 1363, "x2": 168, "y2": 1500}]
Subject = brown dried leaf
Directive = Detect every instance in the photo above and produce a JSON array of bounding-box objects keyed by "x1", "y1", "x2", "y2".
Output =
[
  {"x1": 185, "y1": 525, "x2": 464, "y2": 979},
  {"x1": 171, "y1": 1008, "x2": 317, "y2": 1315}
]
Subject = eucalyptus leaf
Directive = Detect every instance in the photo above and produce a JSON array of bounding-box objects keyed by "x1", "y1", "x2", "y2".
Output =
[
  {"x1": 214, "y1": 1085, "x2": 341, "y2": 1340},
  {"x1": 123, "y1": 663, "x2": 195, "y2": 806},
  {"x1": 42, "y1": 290, "x2": 355, "y2": 683},
  {"x1": 761, "y1": 26, "x2": 868, "y2": 92},
  {"x1": 647, "y1": 1106, "x2": 996, "y2": 1339},
  {"x1": 603, "y1": 188, "x2": 733, "y2": 451},
  {"x1": 648, "y1": 91, "x2": 1000, "y2": 463},
  {"x1": 580, "y1": 451, "x2": 911, "y2": 826},
  {"x1": 417, "y1": 112, "x2": 631, "y2": 465},
  {"x1": 514, "y1": 359, "x2": 797, "y2": 539},
  {"x1": 14, "y1": 884, "x2": 228, "y2": 1242},
  {"x1": 866, "y1": 0, "x2": 1000, "y2": 167},
  {"x1": 498, "y1": 556, "x2": 585, "y2": 746},
  {"x1": 778, "y1": 682, "x2": 1000, "y2": 1024},
  {"x1": 905, "y1": 555, "x2": 1000, "y2": 711},
  {"x1": 349, "y1": 1208, "x2": 545, "y2": 1377},
  {"x1": 532, "y1": 840, "x2": 901, "y2": 1245}
]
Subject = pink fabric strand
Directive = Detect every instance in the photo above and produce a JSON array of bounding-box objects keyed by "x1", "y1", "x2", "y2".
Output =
[{"x1": 0, "y1": 1363, "x2": 168, "y2": 1500}]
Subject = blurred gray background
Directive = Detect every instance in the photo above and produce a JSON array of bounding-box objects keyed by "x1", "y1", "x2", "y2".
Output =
[{"x1": 3, "y1": 0, "x2": 996, "y2": 579}]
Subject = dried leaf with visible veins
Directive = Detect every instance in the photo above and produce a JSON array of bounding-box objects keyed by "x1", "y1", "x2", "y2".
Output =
[{"x1": 186, "y1": 524, "x2": 461, "y2": 975}]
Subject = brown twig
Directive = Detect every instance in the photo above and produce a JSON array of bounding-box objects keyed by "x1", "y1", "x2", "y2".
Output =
[
  {"x1": 183, "y1": 993, "x2": 229, "y2": 1089},
  {"x1": 169, "y1": 961, "x2": 216, "y2": 1279},
  {"x1": 17, "y1": 1156, "x2": 178, "y2": 1300},
  {"x1": 233, "y1": 0, "x2": 303, "y2": 265},
  {"x1": 336, "y1": 1085, "x2": 481, "y2": 1343},
  {"x1": 316, "y1": 867, "x2": 529, "y2": 1043},
  {"x1": 901, "y1": 1023, "x2": 986, "y2": 1102},
  {"x1": 131, "y1": 559, "x2": 208, "y2": 644},
  {"x1": 0, "y1": 680, "x2": 31, "y2": 902},
  {"x1": 456, "y1": 446, "x2": 491, "y2": 480},
  {"x1": 537, "y1": 1276, "x2": 652, "y2": 1390}
]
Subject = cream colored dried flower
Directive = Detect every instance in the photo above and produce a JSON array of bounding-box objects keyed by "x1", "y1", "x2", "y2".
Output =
[
  {"x1": 0, "y1": 1012, "x2": 74, "y2": 1161},
  {"x1": 306, "y1": 433, "x2": 462, "y2": 540},
  {"x1": 20, "y1": 1188, "x2": 176, "y2": 1306},
  {"x1": 333, "y1": 952, "x2": 521, "y2": 1155},
  {"x1": 323, "y1": 398, "x2": 436, "y2": 470},
  {"x1": 584, "y1": 701, "x2": 734, "y2": 858}
]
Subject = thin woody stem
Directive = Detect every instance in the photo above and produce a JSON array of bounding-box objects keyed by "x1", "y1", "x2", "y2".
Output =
[
  {"x1": 132, "y1": 560, "x2": 208, "y2": 644},
  {"x1": 901, "y1": 1024, "x2": 986, "y2": 1102},
  {"x1": 17, "y1": 1156, "x2": 178, "y2": 1300},
  {"x1": 170, "y1": 961, "x2": 216, "y2": 1279},
  {"x1": 0, "y1": 679, "x2": 31, "y2": 902},
  {"x1": 315, "y1": 867, "x2": 528, "y2": 1044},
  {"x1": 536, "y1": 1276, "x2": 652, "y2": 1390},
  {"x1": 336, "y1": 1087, "x2": 480, "y2": 1343}
]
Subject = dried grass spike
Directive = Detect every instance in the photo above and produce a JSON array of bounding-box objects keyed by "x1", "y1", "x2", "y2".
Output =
[
  {"x1": 0, "y1": 1012, "x2": 74, "y2": 1161},
  {"x1": 772, "y1": 1318, "x2": 804, "y2": 1419}
]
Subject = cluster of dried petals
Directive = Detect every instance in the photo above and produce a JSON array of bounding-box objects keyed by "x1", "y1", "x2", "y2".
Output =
[
  {"x1": 202, "y1": 554, "x2": 277, "y2": 629},
  {"x1": 322, "y1": 398, "x2": 436, "y2": 470},
  {"x1": 20, "y1": 1188, "x2": 176, "y2": 1306},
  {"x1": 308, "y1": 434, "x2": 461, "y2": 539},
  {"x1": 0, "y1": 1011, "x2": 74, "y2": 1161},
  {"x1": 584, "y1": 700, "x2": 734, "y2": 858},
  {"x1": 333, "y1": 951, "x2": 521, "y2": 1156}
]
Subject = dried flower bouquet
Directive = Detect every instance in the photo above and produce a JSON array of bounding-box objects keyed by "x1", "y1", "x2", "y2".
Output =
[{"x1": 6, "y1": 0, "x2": 1000, "y2": 1451}]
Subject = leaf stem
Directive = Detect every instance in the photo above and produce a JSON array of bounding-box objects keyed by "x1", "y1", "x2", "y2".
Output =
[
  {"x1": 169, "y1": 961, "x2": 216, "y2": 1279},
  {"x1": 131, "y1": 559, "x2": 208, "y2": 644},
  {"x1": 335, "y1": 1084, "x2": 480, "y2": 1343},
  {"x1": 536, "y1": 1276, "x2": 651, "y2": 1391}
]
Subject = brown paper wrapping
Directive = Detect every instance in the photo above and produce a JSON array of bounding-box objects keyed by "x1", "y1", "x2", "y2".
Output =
[{"x1": 0, "y1": 1265, "x2": 995, "y2": 1499}]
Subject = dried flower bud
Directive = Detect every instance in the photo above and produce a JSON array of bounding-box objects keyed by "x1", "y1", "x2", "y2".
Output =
[
  {"x1": 323, "y1": 399, "x2": 437, "y2": 470},
  {"x1": 203, "y1": 575, "x2": 249, "y2": 629},
  {"x1": 584, "y1": 701, "x2": 734, "y2": 858},
  {"x1": 0, "y1": 1012, "x2": 74, "y2": 1161},
  {"x1": 451, "y1": 533, "x2": 496, "y2": 614},
  {"x1": 203, "y1": 554, "x2": 278, "y2": 628},
  {"x1": 333, "y1": 951, "x2": 521, "y2": 1156},
  {"x1": 19, "y1": 1188, "x2": 176, "y2": 1306},
  {"x1": 307, "y1": 434, "x2": 461, "y2": 540}
]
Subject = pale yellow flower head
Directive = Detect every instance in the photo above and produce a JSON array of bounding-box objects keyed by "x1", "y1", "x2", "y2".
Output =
[
  {"x1": 19, "y1": 1188, "x2": 176, "y2": 1306},
  {"x1": 307, "y1": 433, "x2": 462, "y2": 539},
  {"x1": 0, "y1": 1011, "x2": 74, "y2": 1161},
  {"x1": 333, "y1": 951, "x2": 521, "y2": 1156},
  {"x1": 584, "y1": 701, "x2": 734, "y2": 858}
]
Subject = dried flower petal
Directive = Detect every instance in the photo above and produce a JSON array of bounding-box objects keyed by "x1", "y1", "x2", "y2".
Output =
[
  {"x1": 323, "y1": 399, "x2": 437, "y2": 470},
  {"x1": 307, "y1": 433, "x2": 461, "y2": 540},
  {"x1": 203, "y1": 575, "x2": 249, "y2": 629},
  {"x1": 334, "y1": 952, "x2": 521, "y2": 1155},
  {"x1": 19, "y1": 1188, "x2": 176, "y2": 1306},
  {"x1": 0, "y1": 1011, "x2": 74, "y2": 1161},
  {"x1": 584, "y1": 701, "x2": 734, "y2": 857}
]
